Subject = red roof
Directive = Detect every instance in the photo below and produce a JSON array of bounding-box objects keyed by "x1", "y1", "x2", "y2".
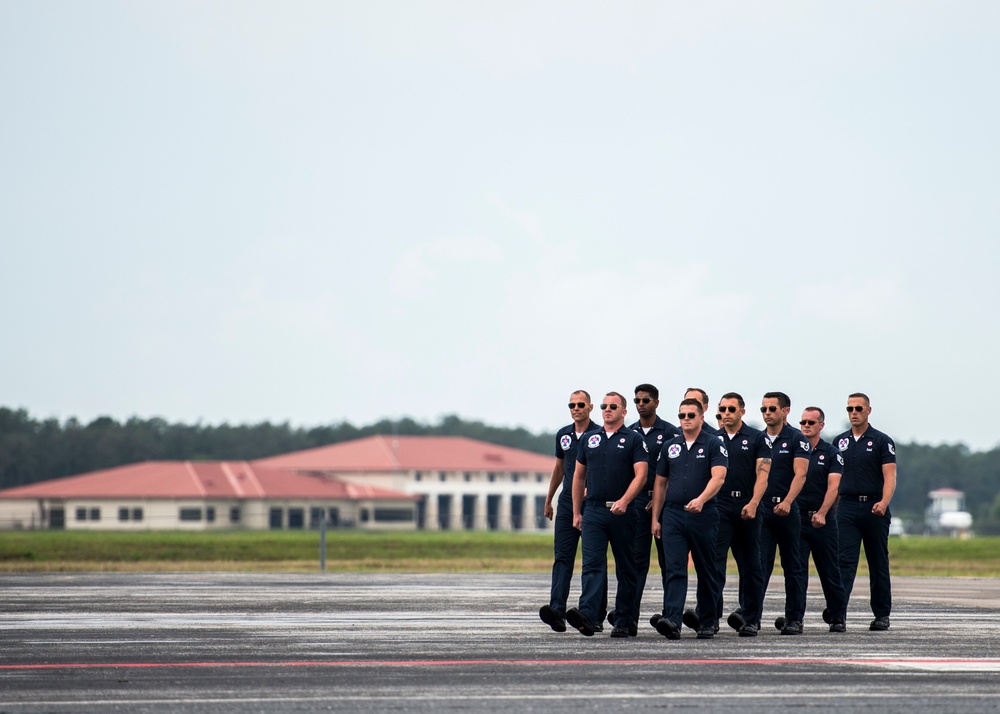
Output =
[
  {"x1": 253, "y1": 435, "x2": 552, "y2": 473},
  {"x1": 0, "y1": 461, "x2": 414, "y2": 501}
]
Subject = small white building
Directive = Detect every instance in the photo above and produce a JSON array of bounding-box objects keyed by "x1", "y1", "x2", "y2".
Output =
[{"x1": 925, "y1": 487, "x2": 974, "y2": 537}]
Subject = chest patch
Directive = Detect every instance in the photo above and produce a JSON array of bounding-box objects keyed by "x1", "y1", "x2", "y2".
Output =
[
  {"x1": 587, "y1": 434, "x2": 601, "y2": 448},
  {"x1": 667, "y1": 444, "x2": 682, "y2": 459}
]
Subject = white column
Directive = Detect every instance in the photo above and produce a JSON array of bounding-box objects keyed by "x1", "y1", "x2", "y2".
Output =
[
  {"x1": 424, "y1": 493, "x2": 439, "y2": 531},
  {"x1": 499, "y1": 493, "x2": 512, "y2": 532},
  {"x1": 475, "y1": 493, "x2": 488, "y2": 530}
]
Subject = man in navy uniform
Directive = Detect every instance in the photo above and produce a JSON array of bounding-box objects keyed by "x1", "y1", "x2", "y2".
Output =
[
  {"x1": 650, "y1": 398, "x2": 727, "y2": 640},
  {"x1": 539, "y1": 391, "x2": 603, "y2": 633},
  {"x1": 618, "y1": 383, "x2": 680, "y2": 630},
  {"x1": 759, "y1": 391, "x2": 810, "y2": 635},
  {"x1": 566, "y1": 392, "x2": 649, "y2": 638},
  {"x1": 797, "y1": 406, "x2": 848, "y2": 633},
  {"x1": 685, "y1": 388, "x2": 720, "y2": 436},
  {"x1": 713, "y1": 392, "x2": 771, "y2": 637},
  {"x1": 836, "y1": 392, "x2": 897, "y2": 631}
]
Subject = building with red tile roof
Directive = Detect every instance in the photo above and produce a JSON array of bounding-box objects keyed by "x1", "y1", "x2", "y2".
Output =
[
  {"x1": 0, "y1": 436, "x2": 555, "y2": 532},
  {"x1": 254, "y1": 435, "x2": 554, "y2": 531},
  {"x1": 0, "y1": 460, "x2": 416, "y2": 531}
]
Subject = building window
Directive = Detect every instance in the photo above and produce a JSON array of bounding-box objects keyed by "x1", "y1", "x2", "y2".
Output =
[
  {"x1": 206, "y1": 507, "x2": 216, "y2": 523},
  {"x1": 464, "y1": 472, "x2": 472, "y2": 482},
  {"x1": 487, "y1": 472, "x2": 496, "y2": 483},
  {"x1": 415, "y1": 472, "x2": 423, "y2": 481},
  {"x1": 89, "y1": 508, "x2": 101, "y2": 521},
  {"x1": 360, "y1": 508, "x2": 370, "y2": 523},
  {"x1": 179, "y1": 508, "x2": 203, "y2": 521},
  {"x1": 439, "y1": 472, "x2": 446, "y2": 482},
  {"x1": 119, "y1": 507, "x2": 130, "y2": 521},
  {"x1": 132, "y1": 508, "x2": 144, "y2": 522},
  {"x1": 512, "y1": 473, "x2": 520, "y2": 483},
  {"x1": 269, "y1": 508, "x2": 283, "y2": 529},
  {"x1": 230, "y1": 507, "x2": 241, "y2": 523},
  {"x1": 374, "y1": 508, "x2": 414, "y2": 523},
  {"x1": 75, "y1": 507, "x2": 87, "y2": 521},
  {"x1": 288, "y1": 508, "x2": 305, "y2": 529},
  {"x1": 536, "y1": 473, "x2": 544, "y2": 483}
]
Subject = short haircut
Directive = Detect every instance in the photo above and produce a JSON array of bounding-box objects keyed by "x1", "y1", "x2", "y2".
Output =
[
  {"x1": 605, "y1": 392, "x2": 626, "y2": 407},
  {"x1": 571, "y1": 390, "x2": 591, "y2": 402},
  {"x1": 762, "y1": 391, "x2": 791, "y2": 409},
  {"x1": 803, "y1": 406, "x2": 825, "y2": 421},
  {"x1": 685, "y1": 387, "x2": 709, "y2": 408},
  {"x1": 848, "y1": 392, "x2": 871, "y2": 406},
  {"x1": 719, "y1": 391, "x2": 745, "y2": 408},
  {"x1": 679, "y1": 398, "x2": 703, "y2": 414},
  {"x1": 634, "y1": 383, "x2": 659, "y2": 400}
]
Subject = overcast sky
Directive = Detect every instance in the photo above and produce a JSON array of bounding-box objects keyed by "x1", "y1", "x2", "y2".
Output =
[{"x1": 2, "y1": 2, "x2": 998, "y2": 452}]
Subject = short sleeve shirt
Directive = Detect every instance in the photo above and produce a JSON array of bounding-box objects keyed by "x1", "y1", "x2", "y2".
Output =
[
  {"x1": 576, "y1": 426, "x2": 648, "y2": 502},
  {"x1": 554, "y1": 420, "x2": 600, "y2": 502},
  {"x1": 655, "y1": 429, "x2": 728, "y2": 505},
  {"x1": 763, "y1": 425, "x2": 811, "y2": 501},
  {"x1": 720, "y1": 424, "x2": 770, "y2": 494},
  {"x1": 628, "y1": 417, "x2": 681, "y2": 491},
  {"x1": 798, "y1": 438, "x2": 845, "y2": 511},
  {"x1": 834, "y1": 425, "x2": 896, "y2": 497}
]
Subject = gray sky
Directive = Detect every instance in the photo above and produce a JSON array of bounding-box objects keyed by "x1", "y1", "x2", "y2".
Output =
[{"x1": 2, "y1": 2, "x2": 998, "y2": 452}]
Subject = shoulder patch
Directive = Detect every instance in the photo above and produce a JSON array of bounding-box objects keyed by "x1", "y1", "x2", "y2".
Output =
[
  {"x1": 720, "y1": 446, "x2": 728, "y2": 458},
  {"x1": 800, "y1": 440, "x2": 810, "y2": 452},
  {"x1": 560, "y1": 434, "x2": 572, "y2": 450},
  {"x1": 837, "y1": 453, "x2": 844, "y2": 466},
  {"x1": 888, "y1": 443, "x2": 896, "y2": 455}
]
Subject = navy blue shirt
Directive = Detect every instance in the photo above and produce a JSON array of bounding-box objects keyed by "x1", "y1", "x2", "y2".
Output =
[
  {"x1": 577, "y1": 426, "x2": 648, "y2": 503},
  {"x1": 834, "y1": 425, "x2": 896, "y2": 498},
  {"x1": 763, "y1": 425, "x2": 811, "y2": 501},
  {"x1": 701, "y1": 422, "x2": 721, "y2": 436},
  {"x1": 798, "y1": 438, "x2": 844, "y2": 511},
  {"x1": 719, "y1": 423, "x2": 770, "y2": 495},
  {"x1": 655, "y1": 429, "x2": 728, "y2": 505},
  {"x1": 628, "y1": 416, "x2": 681, "y2": 492},
  {"x1": 554, "y1": 420, "x2": 600, "y2": 502}
]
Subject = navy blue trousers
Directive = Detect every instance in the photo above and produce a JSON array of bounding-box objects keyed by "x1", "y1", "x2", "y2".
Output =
[
  {"x1": 713, "y1": 497, "x2": 764, "y2": 625},
  {"x1": 548, "y1": 499, "x2": 606, "y2": 618},
  {"x1": 760, "y1": 502, "x2": 806, "y2": 622},
  {"x1": 798, "y1": 509, "x2": 847, "y2": 622},
  {"x1": 660, "y1": 502, "x2": 720, "y2": 629},
  {"x1": 579, "y1": 502, "x2": 637, "y2": 628},
  {"x1": 838, "y1": 499, "x2": 892, "y2": 618},
  {"x1": 630, "y1": 492, "x2": 665, "y2": 623}
]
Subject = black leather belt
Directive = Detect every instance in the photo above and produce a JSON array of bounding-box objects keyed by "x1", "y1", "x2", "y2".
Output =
[{"x1": 842, "y1": 494, "x2": 878, "y2": 502}]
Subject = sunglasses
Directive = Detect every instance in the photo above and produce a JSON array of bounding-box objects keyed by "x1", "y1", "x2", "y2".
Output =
[
  {"x1": 846, "y1": 405, "x2": 865, "y2": 413},
  {"x1": 567, "y1": 402, "x2": 587, "y2": 409},
  {"x1": 633, "y1": 397, "x2": 652, "y2": 404},
  {"x1": 677, "y1": 412, "x2": 698, "y2": 420},
  {"x1": 599, "y1": 403, "x2": 620, "y2": 411},
  {"x1": 715, "y1": 413, "x2": 722, "y2": 420},
  {"x1": 718, "y1": 405, "x2": 738, "y2": 413},
  {"x1": 760, "y1": 405, "x2": 779, "y2": 413},
  {"x1": 799, "y1": 420, "x2": 818, "y2": 426}
]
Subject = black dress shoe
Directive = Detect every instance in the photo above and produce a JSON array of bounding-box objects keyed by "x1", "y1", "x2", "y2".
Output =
[
  {"x1": 655, "y1": 618, "x2": 681, "y2": 640},
  {"x1": 781, "y1": 620, "x2": 803, "y2": 635},
  {"x1": 629, "y1": 625, "x2": 638, "y2": 637},
  {"x1": 829, "y1": 622, "x2": 846, "y2": 633},
  {"x1": 566, "y1": 607, "x2": 596, "y2": 637},
  {"x1": 774, "y1": 616, "x2": 787, "y2": 631},
  {"x1": 869, "y1": 616, "x2": 890, "y2": 631},
  {"x1": 727, "y1": 609, "x2": 745, "y2": 631},
  {"x1": 738, "y1": 622, "x2": 758, "y2": 637},
  {"x1": 682, "y1": 608, "x2": 701, "y2": 631},
  {"x1": 649, "y1": 613, "x2": 662, "y2": 627},
  {"x1": 610, "y1": 624, "x2": 630, "y2": 638},
  {"x1": 606, "y1": 610, "x2": 616, "y2": 627},
  {"x1": 593, "y1": 622, "x2": 604, "y2": 633},
  {"x1": 696, "y1": 625, "x2": 715, "y2": 639},
  {"x1": 539, "y1": 605, "x2": 567, "y2": 633},
  {"x1": 822, "y1": 607, "x2": 832, "y2": 624}
]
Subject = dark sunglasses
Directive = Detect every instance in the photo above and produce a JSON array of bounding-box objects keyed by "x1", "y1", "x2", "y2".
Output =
[
  {"x1": 760, "y1": 405, "x2": 779, "y2": 413},
  {"x1": 599, "y1": 403, "x2": 620, "y2": 411},
  {"x1": 633, "y1": 397, "x2": 652, "y2": 404},
  {"x1": 677, "y1": 412, "x2": 698, "y2": 420},
  {"x1": 567, "y1": 402, "x2": 587, "y2": 409},
  {"x1": 799, "y1": 420, "x2": 817, "y2": 426},
  {"x1": 715, "y1": 413, "x2": 722, "y2": 420},
  {"x1": 846, "y1": 405, "x2": 865, "y2": 413},
  {"x1": 718, "y1": 405, "x2": 738, "y2": 413}
]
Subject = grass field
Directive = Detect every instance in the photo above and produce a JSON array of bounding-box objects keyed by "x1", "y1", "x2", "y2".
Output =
[{"x1": 0, "y1": 531, "x2": 997, "y2": 576}]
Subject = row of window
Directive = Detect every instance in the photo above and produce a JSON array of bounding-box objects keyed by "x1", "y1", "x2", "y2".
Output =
[
  {"x1": 414, "y1": 472, "x2": 546, "y2": 483},
  {"x1": 74, "y1": 506, "x2": 240, "y2": 523},
  {"x1": 72, "y1": 506, "x2": 413, "y2": 527}
]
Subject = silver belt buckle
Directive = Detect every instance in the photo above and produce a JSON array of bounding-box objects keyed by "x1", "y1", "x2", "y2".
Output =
[
  {"x1": 771, "y1": 496, "x2": 782, "y2": 504},
  {"x1": 605, "y1": 501, "x2": 615, "y2": 508},
  {"x1": 858, "y1": 495, "x2": 870, "y2": 502},
  {"x1": 731, "y1": 490, "x2": 741, "y2": 498}
]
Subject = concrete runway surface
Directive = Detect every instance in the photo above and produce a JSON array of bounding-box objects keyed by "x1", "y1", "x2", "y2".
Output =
[{"x1": 2, "y1": 572, "x2": 1000, "y2": 713}]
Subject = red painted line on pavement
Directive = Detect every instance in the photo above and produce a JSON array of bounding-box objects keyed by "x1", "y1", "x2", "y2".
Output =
[{"x1": 2, "y1": 658, "x2": 998, "y2": 671}]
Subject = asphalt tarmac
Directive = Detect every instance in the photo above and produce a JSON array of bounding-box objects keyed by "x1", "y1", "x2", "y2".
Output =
[{"x1": 2, "y1": 572, "x2": 999, "y2": 713}]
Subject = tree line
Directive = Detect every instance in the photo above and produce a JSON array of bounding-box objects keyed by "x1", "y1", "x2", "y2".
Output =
[{"x1": 1, "y1": 407, "x2": 998, "y2": 532}]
